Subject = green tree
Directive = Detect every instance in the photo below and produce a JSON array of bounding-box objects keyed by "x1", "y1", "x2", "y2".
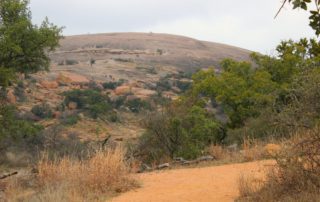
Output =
[
  {"x1": 0, "y1": 0, "x2": 62, "y2": 88},
  {"x1": 0, "y1": 0, "x2": 62, "y2": 140},
  {"x1": 191, "y1": 59, "x2": 278, "y2": 128}
]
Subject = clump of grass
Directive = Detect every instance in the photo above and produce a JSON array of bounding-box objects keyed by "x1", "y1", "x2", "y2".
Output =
[{"x1": 37, "y1": 147, "x2": 137, "y2": 196}]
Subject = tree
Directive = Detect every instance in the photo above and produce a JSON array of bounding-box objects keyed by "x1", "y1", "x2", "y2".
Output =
[
  {"x1": 0, "y1": 0, "x2": 63, "y2": 89},
  {"x1": 276, "y1": 0, "x2": 320, "y2": 36},
  {"x1": 0, "y1": 0, "x2": 62, "y2": 140}
]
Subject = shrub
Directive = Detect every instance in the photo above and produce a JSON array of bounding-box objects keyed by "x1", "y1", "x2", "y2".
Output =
[
  {"x1": 114, "y1": 58, "x2": 132, "y2": 63},
  {"x1": 60, "y1": 114, "x2": 79, "y2": 126},
  {"x1": 126, "y1": 98, "x2": 152, "y2": 113},
  {"x1": 63, "y1": 89, "x2": 111, "y2": 119},
  {"x1": 108, "y1": 111, "x2": 120, "y2": 122},
  {"x1": 176, "y1": 80, "x2": 192, "y2": 92},
  {"x1": 88, "y1": 81, "x2": 102, "y2": 91},
  {"x1": 90, "y1": 58, "x2": 95, "y2": 66},
  {"x1": 95, "y1": 45, "x2": 104, "y2": 48},
  {"x1": 65, "y1": 59, "x2": 78, "y2": 65},
  {"x1": 0, "y1": 104, "x2": 43, "y2": 144},
  {"x1": 157, "y1": 49, "x2": 163, "y2": 55},
  {"x1": 156, "y1": 77, "x2": 172, "y2": 91},
  {"x1": 136, "y1": 104, "x2": 224, "y2": 163},
  {"x1": 31, "y1": 103, "x2": 53, "y2": 119},
  {"x1": 102, "y1": 79, "x2": 125, "y2": 90},
  {"x1": 112, "y1": 96, "x2": 126, "y2": 109}
]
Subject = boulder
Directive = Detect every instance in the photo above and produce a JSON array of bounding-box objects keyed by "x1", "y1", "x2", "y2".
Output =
[
  {"x1": 115, "y1": 85, "x2": 131, "y2": 95},
  {"x1": 40, "y1": 80, "x2": 59, "y2": 89},
  {"x1": 6, "y1": 89, "x2": 16, "y2": 104},
  {"x1": 56, "y1": 71, "x2": 89, "y2": 84},
  {"x1": 157, "y1": 163, "x2": 170, "y2": 169},
  {"x1": 134, "y1": 88, "x2": 157, "y2": 99}
]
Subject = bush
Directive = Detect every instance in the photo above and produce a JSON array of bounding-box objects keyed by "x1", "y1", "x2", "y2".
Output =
[
  {"x1": 136, "y1": 104, "x2": 224, "y2": 163},
  {"x1": 156, "y1": 77, "x2": 172, "y2": 91},
  {"x1": 65, "y1": 59, "x2": 78, "y2": 65},
  {"x1": 0, "y1": 104, "x2": 43, "y2": 145},
  {"x1": 114, "y1": 58, "x2": 133, "y2": 63},
  {"x1": 31, "y1": 103, "x2": 53, "y2": 119},
  {"x1": 60, "y1": 114, "x2": 79, "y2": 126},
  {"x1": 176, "y1": 80, "x2": 192, "y2": 92},
  {"x1": 108, "y1": 111, "x2": 120, "y2": 122},
  {"x1": 63, "y1": 89, "x2": 111, "y2": 119},
  {"x1": 95, "y1": 45, "x2": 104, "y2": 48},
  {"x1": 102, "y1": 80, "x2": 124, "y2": 90},
  {"x1": 126, "y1": 98, "x2": 152, "y2": 113}
]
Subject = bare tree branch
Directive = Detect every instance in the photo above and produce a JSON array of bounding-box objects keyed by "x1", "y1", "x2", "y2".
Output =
[{"x1": 275, "y1": 0, "x2": 288, "y2": 19}]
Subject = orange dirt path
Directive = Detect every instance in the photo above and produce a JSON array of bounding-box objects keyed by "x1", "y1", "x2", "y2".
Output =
[{"x1": 111, "y1": 160, "x2": 274, "y2": 202}]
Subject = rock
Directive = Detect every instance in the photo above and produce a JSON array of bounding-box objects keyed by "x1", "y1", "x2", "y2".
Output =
[
  {"x1": 157, "y1": 163, "x2": 170, "y2": 170},
  {"x1": 115, "y1": 85, "x2": 131, "y2": 95},
  {"x1": 40, "y1": 80, "x2": 58, "y2": 89},
  {"x1": 126, "y1": 94, "x2": 139, "y2": 101},
  {"x1": 264, "y1": 144, "x2": 281, "y2": 157},
  {"x1": 134, "y1": 88, "x2": 157, "y2": 99},
  {"x1": 197, "y1": 155, "x2": 215, "y2": 162},
  {"x1": 78, "y1": 113, "x2": 85, "y2": 119},
  {"x1": 227, "y1": 143, "x2": 238, "y2": 152},
  {"x1": 68, "y1": 102, "x2": 78, "y2": 110},
  {"x1": 53, "y1": 111, "x2": 62, "y2": 118},
  {"x1": 6, "y1": 89, "x2": 16, "y2": 104},
  {"x1": 56, "y1": 71, "x2": 89, "y2": 84}
]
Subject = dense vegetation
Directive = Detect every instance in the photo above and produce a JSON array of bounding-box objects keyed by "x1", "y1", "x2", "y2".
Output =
[{"x1": 137, "y1": 38, "x2": 320, "y2": 161}]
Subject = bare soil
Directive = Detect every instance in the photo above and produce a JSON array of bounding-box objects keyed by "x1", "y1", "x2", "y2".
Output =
[{"x1": 111, "y1": 160, "x2": 274, "y2": 202}]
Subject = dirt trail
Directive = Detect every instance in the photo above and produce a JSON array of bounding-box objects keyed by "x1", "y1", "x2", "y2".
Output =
[{"x1": 111, "y1": 160, "x2": 274, "y2": 202}]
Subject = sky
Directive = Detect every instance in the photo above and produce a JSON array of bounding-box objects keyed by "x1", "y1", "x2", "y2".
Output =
[{"x1": 29, "y1": 0, "x2": 316, "y2": 53}]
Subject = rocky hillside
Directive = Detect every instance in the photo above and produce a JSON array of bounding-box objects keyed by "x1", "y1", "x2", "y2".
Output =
[{"x1": 11, "y1": 33, "x2": 251, "y2": 143}]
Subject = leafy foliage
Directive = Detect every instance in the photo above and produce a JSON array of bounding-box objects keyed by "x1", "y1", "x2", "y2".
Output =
[
  {"x1": 126, "y1": 98, "x2": 152, "y2": 113},
  {"x1": 0, "y1": 0, "x2": 63, "y2": 76},
  {"x1": 0, "y1": 104, "x2": 42, "y2": 141},
  {"x1": 31, "y1": 103, "x2": 53, "y2": 119},
  {"x1": 278, "y1": 0, "x2": 320, "y2": 36},
  {"x1": 63, "y1": 89, "x2": 111, "y2": 119},
  {"x1": 192, "y1": 59, "x2": 278, "y2": 128},
  {"x1": 137, "y1": 100, "x2": 224, "y2": 162}
]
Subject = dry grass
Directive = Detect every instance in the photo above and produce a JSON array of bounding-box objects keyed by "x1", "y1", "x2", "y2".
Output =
[
  {"x1": 207, "y1": 145, "x2": 228, "y2": 160},
  {"x1": 237, "y1": 128, "x2": 320, "y2": 202},
  {"x1": 38, "y1": 147, "x2": 137, "y2": 195},
  {"x1": 3, "y1": 147, "x2": 138, "y2": 201},
  {"x1": 238, "y1": 173, "x2": 264, "y2": 198},
  {"x1": 206, "y1": 140, "x2": 268, "y2": 165}
]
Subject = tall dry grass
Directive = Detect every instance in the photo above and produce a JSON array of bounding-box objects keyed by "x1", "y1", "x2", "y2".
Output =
[
  {"x1": 38, "y1": 147, "x2": 137, "y2": 195},
  {"x1": 4, "y1": 147, "x2": 138, "y2": 201},
  {"x1": 237, "y1": 128, "x2": 320, "y2": 202}
]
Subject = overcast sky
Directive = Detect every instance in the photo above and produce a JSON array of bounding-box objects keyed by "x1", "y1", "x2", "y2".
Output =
[{"x1": 29, "y1": 0, "x2": 316, "y2": 53}]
